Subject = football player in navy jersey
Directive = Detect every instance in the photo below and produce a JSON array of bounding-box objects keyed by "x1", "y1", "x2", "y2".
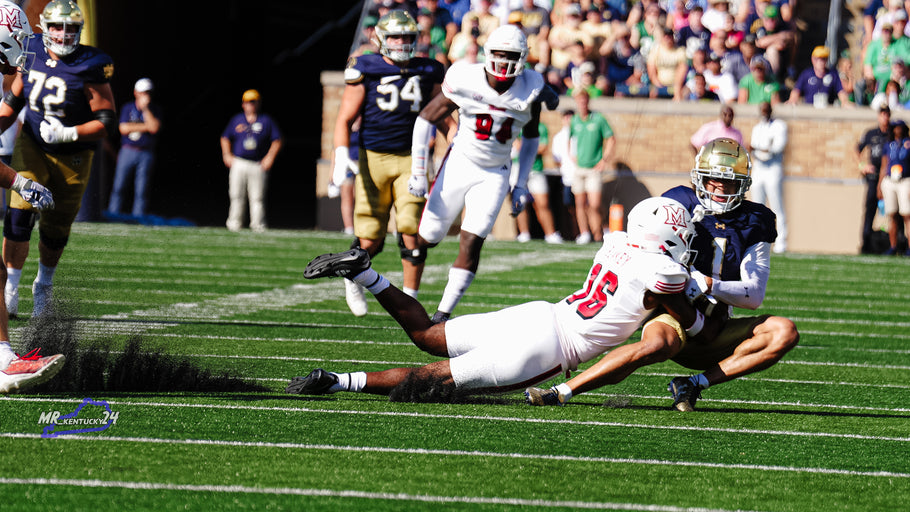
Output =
[
  {"x1": 525, "y1": 138, "x2": 799, "y2": 411},
  {"x1": 0, "y1": 0, "x2": 66, "y2": 394},
  {"x1": 330, "y1": 10, "x2": 445, "y2": 317},
  {"x1": 0, "y1": 0, "x2": 116, "y2": 318}
]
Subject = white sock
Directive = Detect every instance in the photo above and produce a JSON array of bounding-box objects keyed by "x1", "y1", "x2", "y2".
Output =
[
  {"x1": 330, "y1": 371, "x2": 367, "y2": 393},
  {"x1": 692, "y1": 373, "x2": 710, "y2": 390},
  {"x1": 35, "y1": 263, "x2": 57, "y2": 286},
  {"x1": 402, "y1": 287, "x2": 418, "y2": 299},
  {"x1": 0, "y1": 341, "x2": 15, "y2": 369},
  {"x1": 351, "y1": 269, "x2": 389, "y2": 295},
  {"x1": 6, "y1": 267, "x2": 21, "y2": 291},
  {"x1": 554, "y1": 382, "x2": 573, "y2": 403},
  {"x1": 437, "y1": 267, "x2": 475, "y2": 315}
]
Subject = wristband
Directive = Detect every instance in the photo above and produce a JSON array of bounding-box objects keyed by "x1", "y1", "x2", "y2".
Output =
[{"x1": 686, "y1": 310, "x2": 705, "y2": 337}]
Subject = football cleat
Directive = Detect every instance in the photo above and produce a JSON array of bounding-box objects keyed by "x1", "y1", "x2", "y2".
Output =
[
  {"x1": 344, "y1": 279, "x2": 368, "y2": 317},
  {"x1": 0, "y1": 348, "x2": 66, "y2": 394},
  {"x1": 525, "y1": 386, "x2": 565, "y2": 406},
  {"x1": 303, "y1": 248, "x2": 371, "y2": 280},
  {"x1": 430, "y1": 311, "x2": 450, "y2": 324},
  {"x1": 285, "y1": 368, "x2": 339, "y2": 395},
  {"x1": 668, "y1": 376, "x2": 701, "y2": 412},
  {"x1": 32, "y1": 282, "x2": 53, "y2": 317}
]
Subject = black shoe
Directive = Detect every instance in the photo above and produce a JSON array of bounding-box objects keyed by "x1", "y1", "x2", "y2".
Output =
[
  {"x1": 304, "y1": 249, "x2": 371, "y2": 279},
  {"x1": 430, "y1": 311, "x2": 450, "y2": 324},
  {"x1": 668, "y1": 376, "x2": 700, "y2": 411},
  {"x1": 286, "y1": 369, "x2": 339, "y2": 394}
]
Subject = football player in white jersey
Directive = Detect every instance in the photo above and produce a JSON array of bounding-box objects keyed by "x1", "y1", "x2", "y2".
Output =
[
  {"x1": 287, "y1": 197, "x2": 719, "y2": 400},
  {"x1": 408, "y1": 24, "x2": 554, "y2": 323},
  {"x1": 526, "y1": 139, "x2": 799, "y2": 410}
]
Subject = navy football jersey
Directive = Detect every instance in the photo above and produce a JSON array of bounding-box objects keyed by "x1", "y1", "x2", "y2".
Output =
[
  {"x1": 662, "y1": 186, "x2": 777, "y2": 283},
  {"x1": 345, "y1": 53, "x2": 444, "y2": 153},
  {"x1": 20, "y1": 34, "x2": 114, "y2": 154}
]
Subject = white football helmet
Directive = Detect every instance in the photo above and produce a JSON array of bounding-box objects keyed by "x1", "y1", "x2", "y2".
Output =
[
  {"x1": 627, "y1": 197, "x2": 696, "y2": 266},
  {"x1": 40, "y1": 0, "x2": 84, "y2": 57},
  {"x1": 373, "y1": 10, "x2": 418, "y2": 63},
  {"x1": 484, "y1": 25, "x2": 528, "y2": 81},
  {"x1": 0, "y1": 1, "x2": 32, "y2": 73},
  {"x1": 691, "y1": 137, "x2": 752, "y2": 214}
]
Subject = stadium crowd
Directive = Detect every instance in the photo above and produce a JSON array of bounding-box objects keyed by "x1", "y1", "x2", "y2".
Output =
[{"x1": 358, "y1": 0, "x2": 863, "y2": 107}]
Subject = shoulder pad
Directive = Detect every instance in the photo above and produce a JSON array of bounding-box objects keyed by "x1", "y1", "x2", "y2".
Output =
[{"x1": 344, "y1": 57, "x2": 364, "y2": 84}]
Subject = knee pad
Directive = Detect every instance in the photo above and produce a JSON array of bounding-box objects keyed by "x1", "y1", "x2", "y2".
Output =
[
  {"x1": 3, "y1": 208, "x2": 37, "y2": 242},
  {"x1": 39, "y1": 231, "x2": 69, "y2": 251},
  {"x1": 398, "y1": 233, "x2": 427, "y2": 265}
]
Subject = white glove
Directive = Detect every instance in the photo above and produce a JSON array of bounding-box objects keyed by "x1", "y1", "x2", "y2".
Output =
[
  {"x1": 332, "y1": 146, "x2": 352, "y2": 187},
  {"x1": 39, "y1": 116, "x2": 78, "y2": 144},
  {"x1": 510, "y1": 186, "x2": 532, "y2": 216},
  {"x1": 408, "y1": 174, "x2": 428, "y2": 198},
  {"x1": 11, "y1": 174, "x2": 54, "y2": 211},
  {"x1": 327, "y1": 183, "x2": 341, "y2": 198},
  {"x1": 685, "y1": 270, "x2": 711, "y2": 301}
]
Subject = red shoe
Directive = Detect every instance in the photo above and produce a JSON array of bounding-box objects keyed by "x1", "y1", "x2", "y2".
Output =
[{"x1": 0, "y1": 348, "x2": 66, "y2": 393}]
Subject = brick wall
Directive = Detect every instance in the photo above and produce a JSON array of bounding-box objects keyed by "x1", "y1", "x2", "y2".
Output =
[{"x1": 320, "y1": 71, "x2": 899, "y2": 254}]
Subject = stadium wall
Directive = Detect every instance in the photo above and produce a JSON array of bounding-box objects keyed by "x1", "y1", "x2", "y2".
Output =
[{"x1": 319, "y1": 71, "x2": 889, "y2": 255}]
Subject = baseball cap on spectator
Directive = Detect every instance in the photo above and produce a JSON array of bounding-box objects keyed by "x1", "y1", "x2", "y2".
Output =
[
  {"x1": 508, "y1": 10, "x2": 523, "y2": 24},
  {"x1": 895, "y1": 10, "x2": 908, "y2": 21},
  {"x1": 565, "y1": 3, "x2": 582, "y2": 16},
  {"x1": 579, "y1": 61, "x2": 596, "y2": 74},
  {"x1": 883, "y1": 21, "x2": 894, "y2": 30},
  {"x1": 764, "y1": 5, "x2": 779, "y2": 18},
  {"x1": 242, "y1": 89, "x2": 261, "y2": 102},
  {"x1": 750, "y1": 56, "x2": 767, "y2": 69},
  {"x1": 134, "y1": 78, "x2": 153, "y2": 93},
  {"x1": 880, "y1": 104, "x2": 892, "y2": 114},
  {"x1": 811, "y1": 46, "x2": 830, "y2": 59},
  {"x1": 363, "y1": 15, "x2": 378, "y2": 28}
]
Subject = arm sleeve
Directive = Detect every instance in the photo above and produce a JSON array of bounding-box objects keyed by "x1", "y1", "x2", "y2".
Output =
[
  {"x1": 710, "y1": 241, "x2": 771, "y2": 310},
  {"x1": 410, "y1": 116, "x2": 434, "y2": 177},
  {"x1": 515, "y1": 136, "x2": 539, "y2": 188}
]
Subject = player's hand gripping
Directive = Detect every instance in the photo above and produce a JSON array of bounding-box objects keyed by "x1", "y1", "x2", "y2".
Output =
[
  {"x1": 39, "y1": 116, "x2": 78, "y2": 144},
  {"x1": 510, "y1": 186, "x2": 532, "y2": 216},
  {"x1": 11, "y1": 174, "x2": 54, "y2": 211}
]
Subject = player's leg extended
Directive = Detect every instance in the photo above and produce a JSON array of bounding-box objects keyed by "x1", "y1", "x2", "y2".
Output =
[
  {"x1": 704, "y1": 315, "x2": 799, "y2": 387},
  {"x1": 286, "y1": 360, "x2": 452, "y2": 397}
]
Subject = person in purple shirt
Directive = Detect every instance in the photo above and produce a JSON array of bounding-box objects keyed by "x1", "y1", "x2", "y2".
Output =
[
  {"x1": 787, "y1": 46, "x2": 853, "y2": 107},
  {"x1": 107, "y1": 78, "x2": 162, "y2": 218},
  {"x1": 220, "y1": 89, "x2": 283, "y2": 232}
]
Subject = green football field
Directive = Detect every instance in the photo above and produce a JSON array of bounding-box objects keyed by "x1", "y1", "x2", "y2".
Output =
[{"x1": 1, "y1": 223, "x2": 908, "y2": 511}]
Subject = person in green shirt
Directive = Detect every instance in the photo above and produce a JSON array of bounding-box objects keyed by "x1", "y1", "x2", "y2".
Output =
[
  {"x1": 737, "y1": 56, "x2": 781, "y2": 105},
  {"x1": 569, "y1": 89, "x2": 615, "y2": 244},
  {"x1": 865, "y1": 22, "x2": 895, "y2": 94}
]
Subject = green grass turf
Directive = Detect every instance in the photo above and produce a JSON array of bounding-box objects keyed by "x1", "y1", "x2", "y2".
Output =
[{"x1": 1, "y1": 223, "x2": 909, "y2": 511}]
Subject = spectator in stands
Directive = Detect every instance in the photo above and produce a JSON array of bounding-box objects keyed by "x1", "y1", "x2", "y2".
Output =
[
  {"x1": 690, "y1": 104, "x2": 743, "y2": 154},
  {"x1": 738, "y1": 56, "x2": 781, "y2": 104},
  {"x1": 871, "y1": 0, "x2": 906, "y2": 44},
  {"x1": 863, "y1": 0, "x2": 886, "y2": 52},
  {"x1": 856, "y1": 104, "x2": 892, "y2": 254},
  {"x1": 685, "y1": 73, "x2": 720, "y2": 101},
  {"x1": 626, "y1": 0, "x2": 664, "y2": 31},
  {"x1": 724, "y1": 33, "x2": 758, "y2": 84},
  {"x1": 601, "y1": 26, "x2": 648, "y2": 97},
  {"x1": 888, "y1": 11, "x2": 910, "y2": 64},
  {"x1": 421, "y1": 0, "x2": 458, "y2": 49},
  {"x1": 702, "y1": 0, "x2": 732, "y2": 34},
  {"x1": 878, "y1": 118, "x2": 910, "y2": 255},
  {"x1": 787, "y1": 46, "x2": 853, "y2": 107},
  {"x1": 870, "y1": 78, "x2": 905, "y2": 111},
  {"x1": 580, "y1": 7, "x2": 614, "y2": 62},
  {"x1": 647, "y1": 27, "x2": 688, "y2": 100},
  {"x1": 549, "y1": 3, "x2": 593, "y2": 72},
  {"x1": 514, "y1": 0, "x2": 553, "y2": 70},
  {"x1": 863, "y1": 20, "x2": 896, "y2": 100},
  {"x1": 676, "y1": 6, "x2": 711, "y2": 61},
  {"x1": 416, "y1": 8, "x2": 450, "y2": 65},
  {"x1": 438, "y1": 0, "x2": 470, "y2": 26},
  {"x1": 753, "y1": 4, "x2": 797, "y2": 82},
  {"x1": 462, "y1": 0, "x2": 500, "y2": 46},
  {"x1": 448, "y1": 12, "x2": 481, "y2": 62},
  {"x1": 689, "y1": 50, "x2": 738, "y2": 103},
  {"x1": 567, "y1": 61, "x2": 607, "y2": 97},
  {"x1": 630, "y1": 1, "x2": 664, "y2": 61}
]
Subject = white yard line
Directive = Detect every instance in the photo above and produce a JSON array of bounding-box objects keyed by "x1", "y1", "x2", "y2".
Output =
[
  {"x1": 3, "y1": 399, "x2": 909, "y2": 443},
  {"x1": 0, "y1": 477, "x2": 767, "y2": 512}
]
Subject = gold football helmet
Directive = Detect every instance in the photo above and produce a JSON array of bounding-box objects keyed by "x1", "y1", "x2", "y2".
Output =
[
  {"x1": 40, "y1": 0, "x2": 84, "y2": 57},
  {"x1": 373, "y1": 10, "x2": 418, "y2": 63},
  {"x1": 690, "y1": 137, "x2": 752, "y2": 214}
]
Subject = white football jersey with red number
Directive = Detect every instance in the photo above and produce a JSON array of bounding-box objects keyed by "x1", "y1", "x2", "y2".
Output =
[
  {"x1": 442, "y1": 61, "x2": 544, "y2": 168},
  {"x1": 554, "y1": 231, "x2": 689, "y2": 368}
]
